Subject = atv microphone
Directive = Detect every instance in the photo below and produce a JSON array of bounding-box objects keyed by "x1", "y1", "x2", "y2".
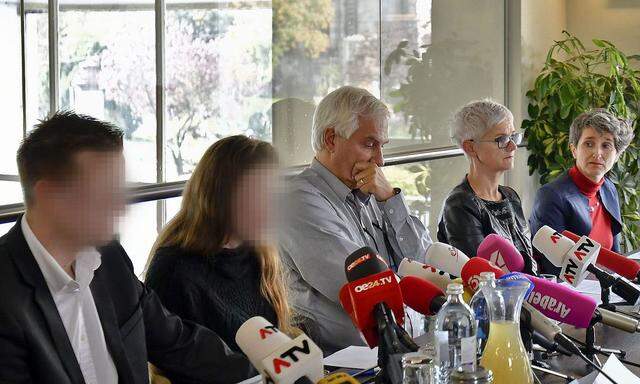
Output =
[
  {"x1": 235, "y1": 317, "x2": 323, "y2": 384},
  {"x1": 534, "y1": 226, "x2": 640, "y2": 305}
]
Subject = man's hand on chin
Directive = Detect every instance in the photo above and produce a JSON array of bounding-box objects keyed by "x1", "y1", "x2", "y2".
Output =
[{"x1": 352, "y1": 161, "x2": 395, "y2": 202}]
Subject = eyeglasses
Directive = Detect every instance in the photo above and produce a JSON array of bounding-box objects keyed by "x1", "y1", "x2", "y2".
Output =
[{"x1": 474, "y1": 132, "x2": 523, "y2": 149}]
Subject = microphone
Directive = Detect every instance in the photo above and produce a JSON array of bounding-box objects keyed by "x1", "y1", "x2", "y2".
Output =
[
  {"x1": 317, "y1": 372, "x2": 361, "y2": 384},
  {"x1": 235, "y1": 317, "x2": 324, "y2": 384},
  {"x1": 399, "y1": 276, "x2": 447, "y2": 315},
  {"x1": 562, "y1": 230, "x2": 640, "y2": 282},
  {"x1": 339, "y1": 247, "x2": 418, "y2": 384},
  {"x1": 411, "y1": 266, "x2": 579, "y2": 357},
  {"x1": 477, "y1": 234, "x2": 525, "y2": 273},
  {"x1": 461, "y1": 257, "x2": 599, "y2": 328},
  {"x1": 534, "y1": 226, "x2": 640, "y2": 305},
  {"x1": 423, "y1": 242, "x2": 470, "y2": 276},
  {"x1": 339, "y1": 247, "x2": 406, "y2": 348},
  {"x1": 397, "y1": 258, "x2": 457, "y2": 291}
]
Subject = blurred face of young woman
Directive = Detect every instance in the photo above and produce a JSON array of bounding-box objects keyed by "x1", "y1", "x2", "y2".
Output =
[
  {"x1": 231, "y1": 165, "x2": 280, "y2": 245},
  {"x1": 571, "y1": 126, "x2": 617, "y2": 183}
]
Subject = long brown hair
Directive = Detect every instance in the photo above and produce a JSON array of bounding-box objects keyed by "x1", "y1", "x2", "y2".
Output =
[{"x1": 146, "y1": 135, "x2": 292, "y2": 333}]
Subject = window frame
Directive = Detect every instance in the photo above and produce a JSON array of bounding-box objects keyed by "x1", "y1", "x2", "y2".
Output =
[{"x1": 2, "y1": 0, "x2": 511, "y2": 231}]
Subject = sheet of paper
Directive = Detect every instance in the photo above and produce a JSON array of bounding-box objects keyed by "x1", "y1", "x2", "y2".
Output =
[
  {"x1": 323, "y1": 346, "x2": 378, "y2": 369},
  {"x1": 593, "y1": 354, "x2": 640, "y2": 383},
  {"x1": 568, "y1": 354, "x2": 640, "y2": 384}
]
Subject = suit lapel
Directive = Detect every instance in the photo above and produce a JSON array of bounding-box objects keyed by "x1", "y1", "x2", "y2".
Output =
[
  {"x1": 5, "y1": 220, "x2": 86, "y2": 384},
  {"x1": 91, "y1": 267, "x2": 136, "y2": 384}
]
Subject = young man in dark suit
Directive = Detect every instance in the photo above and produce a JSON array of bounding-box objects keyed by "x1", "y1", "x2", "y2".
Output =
[{"x1": 0, "y1": 111, "x2": 253, "y2": 383}]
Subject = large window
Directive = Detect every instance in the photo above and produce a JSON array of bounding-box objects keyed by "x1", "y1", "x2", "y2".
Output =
[
  {"x1": 0, "y1": 0, "x2": 507, "y2": 270},
  {"x1": 59, "y1": 0, "x2": 157, "y2": 182}
]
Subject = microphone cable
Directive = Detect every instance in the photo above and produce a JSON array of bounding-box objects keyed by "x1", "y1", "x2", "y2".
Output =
[
  {"x1": 575, "y1": 348, "x2": 619, "y2": 384},
  {"x1": 558, "y1": 333, "x2": 618, "y2": 384}
]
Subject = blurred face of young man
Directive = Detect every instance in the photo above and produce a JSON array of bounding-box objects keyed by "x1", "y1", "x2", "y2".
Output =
[{"x1": 35, "y1": 150, "x2": 127, "y2": 248}]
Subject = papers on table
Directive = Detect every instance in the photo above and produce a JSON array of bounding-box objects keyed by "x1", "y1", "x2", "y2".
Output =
[
  {"x1": 569, "y1": 354, "x2": 639, "y2": 383},
  {"x1": 323, "y1": 346, "x2": 378, "y2": 369},
  {"x1": 235, "y1": 346, "x2": 378, "y2": 383}
]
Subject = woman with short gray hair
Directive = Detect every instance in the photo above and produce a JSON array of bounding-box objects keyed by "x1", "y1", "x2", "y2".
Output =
[
  {"x1": 530, "y1": 109, "x2": 634, "y2": 275},
  {"x1": 438, "y1": 99, "x2": 537, "y2": 274}
]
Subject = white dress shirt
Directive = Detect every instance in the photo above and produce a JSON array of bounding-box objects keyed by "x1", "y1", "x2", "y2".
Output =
[{"x1": 22, "y1": 216, "x2": 118, "y2": 384}]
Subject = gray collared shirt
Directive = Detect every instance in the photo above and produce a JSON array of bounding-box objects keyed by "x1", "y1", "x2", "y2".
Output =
[{"x1": 280, "y1": 159, "x2": 431, "y2": 354}]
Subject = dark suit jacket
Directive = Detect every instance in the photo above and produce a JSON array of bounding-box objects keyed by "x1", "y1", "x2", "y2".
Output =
[
  {"x1": 529, "y1": 172, "x2": 623, "y2": 274},
  {"x1": 0, "y1": 219, "x2": 254, "y2": 384}
]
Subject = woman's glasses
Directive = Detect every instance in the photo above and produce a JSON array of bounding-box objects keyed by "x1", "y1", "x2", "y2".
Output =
[{"x1": 475, "y1": 132, "x2": 523, "y2": 149}]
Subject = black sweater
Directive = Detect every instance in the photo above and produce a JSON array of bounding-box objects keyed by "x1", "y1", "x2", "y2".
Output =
[{"x1": 145, "y1": 245, "x2": 279, "y2": 354}]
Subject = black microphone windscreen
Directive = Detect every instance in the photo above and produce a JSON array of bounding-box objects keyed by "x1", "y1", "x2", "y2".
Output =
[{"x1": 344, "y1": 246, "x2": 388, "y2": 282}]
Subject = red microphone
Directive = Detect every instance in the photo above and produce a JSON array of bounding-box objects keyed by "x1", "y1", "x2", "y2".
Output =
[
  {"x1": 460, "y1": 257, "x2": 505, "y2": 291},
  {"x1": 562, "y1": 230, "x2": 640, "y2": 281},
  {"x1": 399, "y1": 276, "x2": 446, "y2": 316},
  {"x1": 338, "y1": 247, "x2": 405, "y2": 348}
]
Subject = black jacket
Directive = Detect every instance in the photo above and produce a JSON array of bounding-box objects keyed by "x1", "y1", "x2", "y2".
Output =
[
  {"x1": 145, "y1": 245, "x2": 278, "y2": 355},
  {"x1": 437, "y1": 177, "x2": 537, "y2": 275},
  {"x1": 0, "y1": 219, "x2": 254, "y2": 384}
]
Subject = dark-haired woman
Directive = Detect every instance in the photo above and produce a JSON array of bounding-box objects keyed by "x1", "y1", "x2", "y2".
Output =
[{"x1": 530, "y1": 109, "x2": 634, "y2": 275}]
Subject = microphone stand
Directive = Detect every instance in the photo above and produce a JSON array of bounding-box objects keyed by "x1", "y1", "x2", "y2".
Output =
[
  {"x1": 521, "y1": 309, "x2": 574, "y2": 380},
  {"x1": 561, "y1": 319, "x2": 626, "y2": 367},
  {"x1": 595, "y1": 275, "x2": 616, "y2": 312},
  {"x1": 373, "y1": 303, "x2": 418, "y2": 384}
]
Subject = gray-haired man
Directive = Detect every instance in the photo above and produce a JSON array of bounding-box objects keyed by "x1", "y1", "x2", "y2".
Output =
[{"x1": 280, "y1": 86, "x2": 432, "y2": 354}]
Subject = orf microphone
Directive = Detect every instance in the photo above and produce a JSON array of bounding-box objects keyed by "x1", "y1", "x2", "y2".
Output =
[
  {"x1": 235, "y1": 317, "x2": 324, "y2": 384},
  {"x1": 397, "y1": 258, "x2": 457, "y2": 291},
  {"x1": 534, "y1": 227, "x2": 640, "y2": 305},
  {"x1": 477, "y1": 234, "x2": 525, "y2": 273}
]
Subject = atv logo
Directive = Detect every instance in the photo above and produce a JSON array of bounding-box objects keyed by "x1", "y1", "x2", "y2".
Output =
[
  {"x1": 550, "y1": 231, "x2": 562, "y2": 244},
  {"x1": 265, "y1": 339, "x2": 314, "y2": 383},
  {"x1": 562, "y1": 237, "x2": 597, "y2": 284},
  {"x1": 259, "y1": 325, "x2": 280, "y2": 340}
]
